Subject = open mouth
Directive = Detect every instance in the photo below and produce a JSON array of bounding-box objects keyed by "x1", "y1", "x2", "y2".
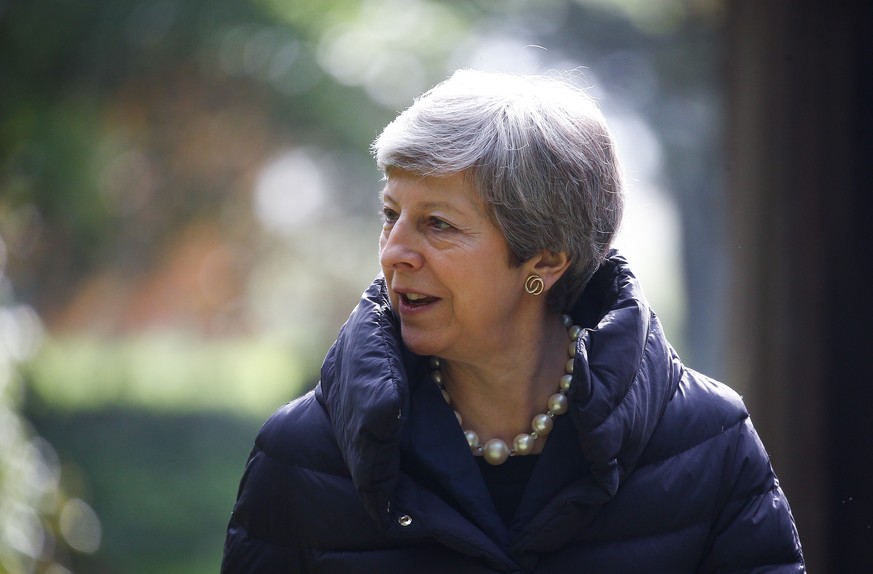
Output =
[{"x1": 400, "y1": 293, "x2": 439, "y2": 307}]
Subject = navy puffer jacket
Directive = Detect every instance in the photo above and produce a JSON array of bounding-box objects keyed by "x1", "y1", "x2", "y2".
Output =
[{"x1": 221, "y1": 253, "x2": 804, "y2": 573}]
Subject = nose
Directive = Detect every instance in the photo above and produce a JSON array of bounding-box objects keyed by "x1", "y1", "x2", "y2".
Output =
[{"x1": 379, "y1": 217, "x2": 423, "y2": 271}]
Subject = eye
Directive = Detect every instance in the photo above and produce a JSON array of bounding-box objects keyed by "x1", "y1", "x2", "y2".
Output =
[
  {"x1": 429, "y1": 217, "x2": 454, "y2": 231},
  {"x1": 382, "y1": 207, "x2": 398, "y2": 225}
]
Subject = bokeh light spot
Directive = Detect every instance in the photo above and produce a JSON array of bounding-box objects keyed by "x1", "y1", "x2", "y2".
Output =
[
  {"x1": 254, "y1": 149, "x2": 328, "y2": 234},
  {"x1": 59, "y1": 498, "x2": 101, "y2": 554}
]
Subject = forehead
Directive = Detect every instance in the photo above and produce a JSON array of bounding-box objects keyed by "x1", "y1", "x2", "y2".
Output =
[{"x1": 382, "y1": 169, "x2": 482, "y2": 209}]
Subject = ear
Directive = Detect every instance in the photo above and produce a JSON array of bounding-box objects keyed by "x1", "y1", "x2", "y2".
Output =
[{"x1": 526, "y1": 250, "x2": 571, "y2": 291}]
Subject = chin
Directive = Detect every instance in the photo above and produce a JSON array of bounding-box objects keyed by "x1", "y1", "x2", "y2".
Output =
[{"x1": 399, "y1": 329, "x2": 442, "y2": 358}]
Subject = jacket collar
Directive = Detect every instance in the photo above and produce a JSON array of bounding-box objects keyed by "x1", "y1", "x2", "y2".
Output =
[
  {"x1": 566, "y1": 251, "x2": 682, "y2": 498},
  {"x1": 316, "y1": 277, "x2": 408, "y2": 527},
  {"x1": 316, "y1": 251, "x2": 681, "y2": 528}
]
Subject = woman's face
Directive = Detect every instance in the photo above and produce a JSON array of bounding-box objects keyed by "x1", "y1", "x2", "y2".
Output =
[{"x1": 379, "y1": 170, "x2": 533, "y2": 362}]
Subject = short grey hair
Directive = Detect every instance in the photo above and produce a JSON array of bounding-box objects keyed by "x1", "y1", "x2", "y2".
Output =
[{"x1": 372, "y1": 69, "x2": 624, "y2": 312}]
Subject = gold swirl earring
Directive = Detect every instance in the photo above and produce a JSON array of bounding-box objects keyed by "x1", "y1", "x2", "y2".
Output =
[{"x1": 524, "y1": 274, "x2": 545, "y2": 295}]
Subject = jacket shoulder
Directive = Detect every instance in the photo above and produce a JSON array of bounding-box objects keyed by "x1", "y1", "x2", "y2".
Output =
[
  {"x1": 640, "y1": 369, "x2": 749, "y2": 465},
  {"x1": 224, "y1": 391, "x2": 389, "y2": 558},
  {"x1": 630, "y1": 370, "x2": 803, "y2": 570},
  {"x1": 254, "y1": 390, "x2": 348, "y2": 476}
]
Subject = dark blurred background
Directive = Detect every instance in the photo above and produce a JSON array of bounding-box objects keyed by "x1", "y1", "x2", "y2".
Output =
[{"x1": 0, "y1": 0, "x2": 869, "y2": 572}]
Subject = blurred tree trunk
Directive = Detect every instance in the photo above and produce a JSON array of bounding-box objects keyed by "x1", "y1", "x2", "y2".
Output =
[{"x1": 725, "y1": 1, "x2": 873, "y2": 571}]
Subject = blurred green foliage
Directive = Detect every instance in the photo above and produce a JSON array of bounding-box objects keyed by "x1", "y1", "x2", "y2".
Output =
[
  {"x1": 0, "y1": 0, "x2": 400, "y2": 319},
  {"x1": 24, "y1": 336, "x2": 307, "y2": 415},
  {"x1": 0, "y1": 303, "x2": 82, "y2": 572},
  {"x1": 22, "y1": 408, "x2": 261, "y2": 574}
]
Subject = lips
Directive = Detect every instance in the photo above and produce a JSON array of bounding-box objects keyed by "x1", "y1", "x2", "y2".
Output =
[
  {"x1": 400, "y1": 292, "x2": 439, "y2": 306},
  {"x1": 393, "y1": 288, "x2": 440, "y2": 313}
]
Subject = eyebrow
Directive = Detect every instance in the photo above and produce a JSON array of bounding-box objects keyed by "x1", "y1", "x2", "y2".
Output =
[
  {"x1": 380, "y1": 192, "x2": 466, "y2": 216},
  {"x1": 418, "y1": 201, "x2": 465, "y2": 215}
]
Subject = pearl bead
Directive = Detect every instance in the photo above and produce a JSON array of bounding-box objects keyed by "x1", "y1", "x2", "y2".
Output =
[
  {"x1": 532, "y1": 413, "x2": 554, "y2": 436},
  {"x1": 483, "y1": 439, "x2": 510, "y2": 465},
  {"x1": 429, "y1": 318, "x2": 580, "y2": 465},
  {"x1": 548, "y1": 393, "x2": 568, "y2": 415},
  {"x1": 513, "y1": 433, "x2": 536, "y2": 455},
  {"x1": 440, "y1": 389, "x2": 451, "y2": 405},
  {"x1": 465, "y1": 430, "x2": 480, "y2": 450}
]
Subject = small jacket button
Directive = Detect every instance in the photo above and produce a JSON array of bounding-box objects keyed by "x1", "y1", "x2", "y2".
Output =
[{"x1": 398, "y1": 515, "x2": 413, "y2": 527}]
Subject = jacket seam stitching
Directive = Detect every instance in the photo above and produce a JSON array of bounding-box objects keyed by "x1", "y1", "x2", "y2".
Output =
[
  {"x1": 636, "y1": 415, "x2": 748, "y2": 469},
  {"x1": 251, "y1": 443, "x2": 353, "y2": 479}
]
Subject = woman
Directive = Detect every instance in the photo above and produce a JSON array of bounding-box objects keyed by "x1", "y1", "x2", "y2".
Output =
[{"x1": 221, "y1": 70, "x2": 804, "y2": 573}]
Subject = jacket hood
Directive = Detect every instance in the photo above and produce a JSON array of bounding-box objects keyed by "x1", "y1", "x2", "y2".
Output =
[
  {"x1": 316, "y1": 251, "x2": 681, "y2": 525},
  {"x1": 567, "y1": 251, "x2": 682, "y2": 498},
  {"x1": 316, "y1": 278, "x2": 409, "y2": 525}
]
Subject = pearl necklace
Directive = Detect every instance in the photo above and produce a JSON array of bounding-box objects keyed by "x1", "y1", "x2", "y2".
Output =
[{"x1": 429, "y1": 314, "x2": 581, "y2": 466}]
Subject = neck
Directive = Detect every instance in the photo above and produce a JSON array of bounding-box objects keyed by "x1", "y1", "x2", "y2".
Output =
[{"x1": 439, "y1": 312, "x2": 570, "y2": 446}]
